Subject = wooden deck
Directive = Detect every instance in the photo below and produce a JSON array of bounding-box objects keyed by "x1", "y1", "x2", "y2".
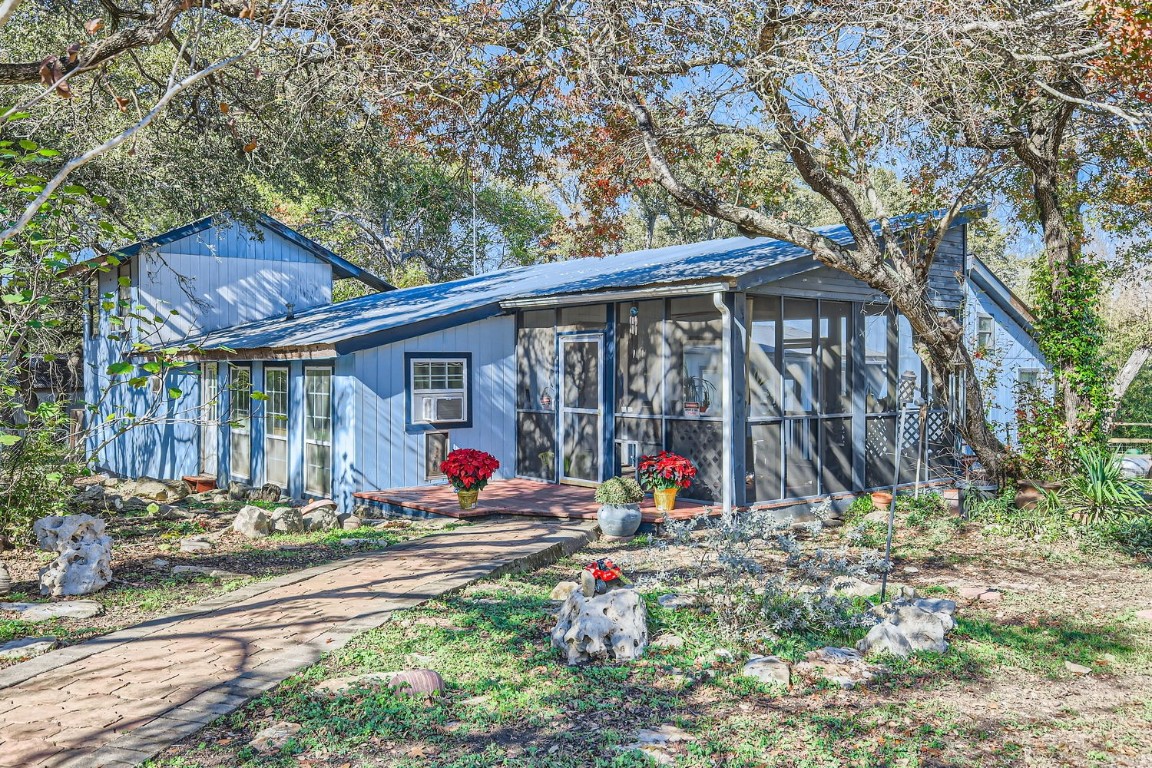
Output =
[{"x1": 354, "y1": 478, "x2": 716, "y2": 523}]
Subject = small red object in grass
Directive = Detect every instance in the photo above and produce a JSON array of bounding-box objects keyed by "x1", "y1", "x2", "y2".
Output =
[{"x1": 584, "y1": 558, "x2": 623, "y2": 582}]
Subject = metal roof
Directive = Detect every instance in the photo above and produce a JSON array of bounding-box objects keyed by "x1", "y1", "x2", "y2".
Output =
[
  {"x1": 187, "y1": 208, "x2": 990, "y2": 356},
  {"x1": 71, "y1": 213, "x2": 395, "y2": 293}
]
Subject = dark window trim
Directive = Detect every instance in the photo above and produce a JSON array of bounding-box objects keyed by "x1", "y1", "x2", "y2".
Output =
[{"x1": 405, "y1": 351, "x2": 474, "y2": 433}]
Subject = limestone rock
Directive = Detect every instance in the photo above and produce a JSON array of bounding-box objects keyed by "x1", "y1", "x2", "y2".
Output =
[
  {"x1": 302, "y1": 498, "x2": 338, "y2": 514},
  {"x1": 957, "y1": 586, "x2": 1001, "y2": 602},
  {"x1": 742, "y1": 655, "x2": 791, "y2": 687},
  {"x1": 33, "y1": 515, "x2": 113, "y2": 597},
  {"x1": 551, "y1": 588, "x2": 648, "y2": 665},
  {"x1": 1135, "y1": 609, "x2": 1152, "y2": 623},
  {"x1": 258, "y1": 483, "x2": 282, "y2": 502},
  {"x1": 1, "y1": 600, "x2": 103, "y2": 620},
  {"x1": 228, "y1": 481, "x2": 253, "y2": 501},
  {"x1": 249, "y1": 721, "x2": 301, "y2": 754},
  {"x1": 793, "y1": 647, "x2": 882, "y2": 689},
  {"x1": 342, "y1": 516, "x2": 362, "y2": 531},
  {"x1": 179, "y1": 537, "x2": 213, "y2": 553},
  {"x1": 302, "y1": 507, "x2": 340, "y2": 532},
  {"x1": 0, "y1": 636, "x2": 59, "y2": 661},
  {"x1": 550, "y1": 581, "x2": 580, "y2": 601},
  {"x1": 650, "y1": 633, "x2": 684, "y2": 650},
  {"x1": 656, "y1": 593, "x2": 698, "y2": 610},
  {"x1": 858, "y1": 598, "x2": 955, "y2": 658},
  {"x1": 0, "y1": 561, "x2": 10, "y2": 596},
  {"x1": 833, "y1": 577, "x2": 882, "y2": 598},
  {"x1": 1065, "y1": 661, "x2": 1092, "y2": 675},
  {"x1": 269, "y1": 506, "x2": 304, "y2": 534},
  {"x1": 232, "y1": 506, "x2": 271, "y2": 538}
]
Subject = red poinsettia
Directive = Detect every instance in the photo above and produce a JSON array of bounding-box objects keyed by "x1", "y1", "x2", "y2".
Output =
[
  {"x1": 440, "y1": 448, "x2": 500, "y2": 492},
  {"x1": 637, "y1": 450, "x2": 697, "y2": 491}
]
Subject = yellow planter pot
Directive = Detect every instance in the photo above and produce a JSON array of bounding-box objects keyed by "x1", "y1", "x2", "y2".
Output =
[
  {"x1": 457, "y1": 489, "x2": 480, "y2": 510},
  {"x1": 653, "y1": 487, "x2": 679, "y2": 512}
]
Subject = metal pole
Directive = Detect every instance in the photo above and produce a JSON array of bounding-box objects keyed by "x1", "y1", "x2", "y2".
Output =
[{"x1": 880, "y1": 405, "x2": 909, "y2": 602}]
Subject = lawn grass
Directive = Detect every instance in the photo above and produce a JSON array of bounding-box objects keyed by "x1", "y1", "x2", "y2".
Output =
[{"x1": 143, "y1": 521, "x2": 1152, "y2": 768}]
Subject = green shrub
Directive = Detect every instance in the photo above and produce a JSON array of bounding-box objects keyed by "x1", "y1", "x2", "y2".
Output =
[
  {"x1": 1058, "y1": 446, "x2": 1149, "y2": 525},
  {"x1": 594, "y1": 476, "x2": 644, "y2": 505},
  {"x1": 897, "y1": 492, "x2": 948, "y2": 528},
  {"x1": 843, "y1": 494, "x2": 875, "y2": 525},
  {"x1": 0, "y1": 401, "x2": 82, "y2": 547}
]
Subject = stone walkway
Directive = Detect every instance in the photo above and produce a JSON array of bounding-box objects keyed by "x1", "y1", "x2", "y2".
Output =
[{"x1": 0, "y1": 518, "x2": 597, "y2": 768}]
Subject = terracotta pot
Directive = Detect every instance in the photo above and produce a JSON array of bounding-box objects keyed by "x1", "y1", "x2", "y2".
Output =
[
  {"x1": 1014, "y1": 480, "x2": 1043, "y2": 511},
  {"x1": 653, "y1": 487, "x2": 679, "y2": 512},
  {"x1": 457, "y1": 489, "x2": 480, "y2": 510},
  {"x1": 871, "y1": 491, "x2": 893, "y2": 510}
]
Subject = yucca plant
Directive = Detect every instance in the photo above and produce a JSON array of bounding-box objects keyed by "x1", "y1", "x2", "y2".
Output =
[{"x1": 1058, "y1": 446, "x2": 1150, "y2": 525}]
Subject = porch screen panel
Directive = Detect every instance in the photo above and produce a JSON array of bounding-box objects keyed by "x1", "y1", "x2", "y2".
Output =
[
  {"x1": 782, "y1": 299, "x2": 816, "y2": 415},
  {"x1": 748, "y1": 422, "x2": 782, "y2": 501},
  {"x1": 784, "y1": 418, "x2": 819, "y2": 497},
  {"x1": 616, "y1": 301, "x2": 663, "y2": 416},
  {"x1": 864, "y1": 311, "x2": 895, "y2": 413},
  {"x1": 821, "y1": 301, "x2": 853, "y2": 415},
  {"x1": 896, "y1": 315, "x2": 923, "y2": 407},
  {"x1": 229, "y1": 366, "x2": 251, "y2": 480},
  {"x1": 667, "y1": 297, "x2": 722, "y2": 417},
  {"x1": 304, "y1": 368, "x2": 332, "y2": 496},
  {"x1": 517, "y1": 412, "x2": 556, "y2": 481},
  {"x1": 821, "y1": 417, "x2": 854, "y2": 493},
  {"x1": 264, "y1": 367, "x2": 289, "y2": 488},
  {"x1": 615, "y1": 416, "x2": 662, "y2": 478},
  {"x1": 516, "y1": 310, "x2": 556, "y2": 410},
  {"x1": 748, "y1": 296, "x2": 781, "y2": 419},
  {"x1": 516, "y1": 310, "x2": 556, "y2": 480}
]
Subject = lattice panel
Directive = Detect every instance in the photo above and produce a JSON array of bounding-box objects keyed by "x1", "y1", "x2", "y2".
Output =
[{"x1": 667, "y1": 420, "x2": 723, "y2": 502}]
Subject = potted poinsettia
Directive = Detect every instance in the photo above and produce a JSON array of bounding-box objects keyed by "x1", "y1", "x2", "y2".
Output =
[
  {"x1": 439, "y1": 448, "x2": 500, "y2": 510},
  {"x1": 638, "y1": 451, "x2": 697, "y2": 512}
]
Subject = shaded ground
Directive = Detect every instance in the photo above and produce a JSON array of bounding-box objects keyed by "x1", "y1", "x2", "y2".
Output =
[{"x1": 1, "y1": 505, "x2": 459, "y2": 657}]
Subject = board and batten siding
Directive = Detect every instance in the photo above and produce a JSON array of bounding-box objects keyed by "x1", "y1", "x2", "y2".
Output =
[
  {"x1": 84, "y1": 220, "x2": 340, "y2": 479},
  {"x1": 134, "y1": 221, "x2": 334, "y2": 345},
  {"x1": 966, "y1": 281, "x2": 1046, "y2": 446},
  {"x1": 346, "y1": 315, "x2": 517, "y2": 497}
]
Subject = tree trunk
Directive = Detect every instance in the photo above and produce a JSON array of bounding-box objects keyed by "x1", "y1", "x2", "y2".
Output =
[{"x1": 1104, "y1": 345, "x2": 1151, "y2": 434}]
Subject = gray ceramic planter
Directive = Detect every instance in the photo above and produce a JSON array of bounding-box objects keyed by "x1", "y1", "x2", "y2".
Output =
[{"x1": 598, "y1": 503, "x2": 642, "y2": 538}]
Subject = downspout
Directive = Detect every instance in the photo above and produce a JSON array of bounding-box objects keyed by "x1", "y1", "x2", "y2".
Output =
[{"x1": 713, "y1": 291, "x2": 734, "y2": 519}]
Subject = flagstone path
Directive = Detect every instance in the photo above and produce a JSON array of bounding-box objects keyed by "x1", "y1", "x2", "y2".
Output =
[{"x1": 0, "y1": 517, "x2": 598, "y2": 768}]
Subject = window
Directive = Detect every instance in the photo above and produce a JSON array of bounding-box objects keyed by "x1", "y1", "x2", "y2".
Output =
[
  {"x1": 1018, "y1": 369, "x2": 1042, "y2": 388},
  {"x1": 264, "y1": 367, "x2": 289, "y2": 488},
  {"x1": 304, "y1": 367, "x2": 332, "y2": 496},
  {"x1": 200, "y1": 363, "x2": 219, "y2": 475},
  {"x1": 229, "y1": 365, "x2": 251, "y2": 480},
  {"x1": 976, "y1": 314, "x2": 995, "y2": 350},
  {"x1": 408, "y1": 355, "x2": 471, "y2": 428}
]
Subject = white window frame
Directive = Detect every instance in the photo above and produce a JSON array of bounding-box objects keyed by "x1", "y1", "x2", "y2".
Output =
[
  {"x1": 229, "y1": 365, "x2": 252, "y2": 481},
  {"x1": 264, "y1": 366, "x2": 289, "y2": 489},
  {"x1": 303, "y1": 366, "x2": 332, "y2": 497},
  {"x1": 200, "y1": 362, "x2": 219, "y2": 476},
  {"x1": 408, "y1": 356, "x2": 470, "y2": 427},
  {"x1": 1018, "y1": 368, "x2": 1042, "y2": 388},
  {"x1": 976, "y1": 313, "x2": 995, "y2": 350}
]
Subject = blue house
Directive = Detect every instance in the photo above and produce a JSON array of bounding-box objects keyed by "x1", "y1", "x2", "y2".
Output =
[{"x1": 82, "y1": 211, "x2": 1043, "y2": 515}]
